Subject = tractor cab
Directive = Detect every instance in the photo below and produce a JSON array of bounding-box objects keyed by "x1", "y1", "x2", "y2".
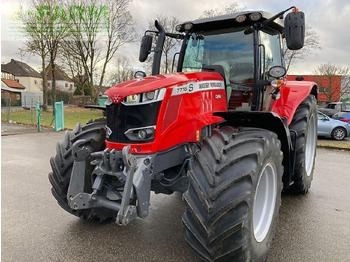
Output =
[{"x1": 140, "y1": 8, "x2": 305, "y2": 111}]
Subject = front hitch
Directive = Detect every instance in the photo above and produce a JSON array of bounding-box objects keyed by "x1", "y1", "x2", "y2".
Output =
[
  {"x1": 67, "y1": 140, "x2": 155, "y2": 226},
  {"x1": 116, "y1": 146, "x2": 137, "y2": 226}
]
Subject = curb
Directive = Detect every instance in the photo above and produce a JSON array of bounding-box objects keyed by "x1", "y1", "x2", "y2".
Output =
[{"x1": 317, "y1": 145, "x2": 350, "y2": 152}]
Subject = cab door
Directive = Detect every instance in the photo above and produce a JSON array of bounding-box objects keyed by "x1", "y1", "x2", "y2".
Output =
[{"x1": 259, "y1": 28, "x2": 284, "y2": 112}]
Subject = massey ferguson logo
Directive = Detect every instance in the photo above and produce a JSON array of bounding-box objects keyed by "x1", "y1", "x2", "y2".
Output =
[
  {"x1": 113, "y1": 94, "x2": 122, "y2": 103},
  {"x1": 199, "y1": 82, "x2": 223, "y2": 89}
]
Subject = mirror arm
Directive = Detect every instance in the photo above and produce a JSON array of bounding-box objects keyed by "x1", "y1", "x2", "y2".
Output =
[
  {"x1": 262, "y1": 6, "x2": 296, "y2": 27},
  {"x1": 171, "y1": 52, "x2": 180, "y2": 73},
  {"x1": 145, "y1": 30, "x2": 158, "y2": 35},
  {"x1": 166, "y1": 32, "x2": 185, "y2": 39}
]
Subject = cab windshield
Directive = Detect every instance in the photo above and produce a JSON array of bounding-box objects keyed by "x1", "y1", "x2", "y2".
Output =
[{"x1": 182, "y1": 27, "x2": 254, "y2": 89}]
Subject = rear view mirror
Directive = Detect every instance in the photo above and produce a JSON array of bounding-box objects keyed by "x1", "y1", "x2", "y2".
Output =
[
  {"x1": 284, "y1": 11, "x2": 305, "y2": 50},
  {"x1": 139, "y1": 35, "x2": 153, "y2": 62}
]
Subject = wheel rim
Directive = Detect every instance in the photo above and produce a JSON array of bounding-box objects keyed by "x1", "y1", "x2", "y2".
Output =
[
  {"x1": 305, "y1": 114, "x2": 316, "y2": 176},
  {"x1": 253, "y1": 163, "x2": 277, "y2": 243},
  {"x1": 333, "y1": 128, "x2": 345, "y2": 140}
]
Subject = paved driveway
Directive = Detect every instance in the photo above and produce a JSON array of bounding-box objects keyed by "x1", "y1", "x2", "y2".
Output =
[{"x1": 2, "y1": 123, "x2": 350, "y2": 262}]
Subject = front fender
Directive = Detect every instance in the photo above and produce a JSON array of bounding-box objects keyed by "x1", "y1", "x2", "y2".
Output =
[{"x1": 272, "y1": 80, "x2": 317, "y2": 125}]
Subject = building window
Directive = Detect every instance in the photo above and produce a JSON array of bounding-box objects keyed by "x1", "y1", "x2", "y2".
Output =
[
  {"x1": 47, "y1": 83, "x2": 50, "y2": 87},
  {"x1": 70, "y1": 83, "x2": 73, "y2": 88},
  {"x1": 34, "y1": 80, "x2": 37, "y2": 85},
  {"x1": 65, "y1": 83, "x2": 68, "y2": 87}
]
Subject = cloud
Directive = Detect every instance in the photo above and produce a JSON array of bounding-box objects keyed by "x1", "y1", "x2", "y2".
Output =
[{"x1": 1, "y1": 0, "x2": 349, "y2": 76}]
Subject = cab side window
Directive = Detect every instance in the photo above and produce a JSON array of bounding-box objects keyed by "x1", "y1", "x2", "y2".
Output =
[{"x1": 259, "y1": 29, "x2": 283, "y2": 79}]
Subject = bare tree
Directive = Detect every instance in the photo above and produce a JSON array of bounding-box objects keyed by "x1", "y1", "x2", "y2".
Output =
[
  {"x1": 200, "y1": 3, "x2": 245, "y2": 18},
  {"x1": 60, "y1": 0, "x2": 136, "y2": 103},
  {"x1": 43, "y1": 0, "x2": 68, "y2": 108},
  {"x1": 17, "y1": 0, "x2": 50, "y2": 110},
  {"x1": 57, "y1": 47, "x2": 89, "y2": 95},
  {"x1": 314, "y1": 63, "x2": 350, "y2": 102},
  {"x1": 283, "y1": 28, "x2": 321, "y2": 72},
  {"x1": 108, "y1": 56, "x2": 134, "y2": 85}
]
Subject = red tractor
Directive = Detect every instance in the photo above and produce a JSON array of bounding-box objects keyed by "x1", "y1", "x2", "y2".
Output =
[{"x1": 49, "y1": 7, "x2": 317, "y2": 261}]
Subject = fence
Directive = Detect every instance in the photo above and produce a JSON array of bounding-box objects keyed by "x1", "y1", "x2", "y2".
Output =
[
  {"x1": 21, "y1": 92, "x2": 43, "y2": 108},
  {"x1": 2, "y1": 100, "x2": 65, "y2": 132}
]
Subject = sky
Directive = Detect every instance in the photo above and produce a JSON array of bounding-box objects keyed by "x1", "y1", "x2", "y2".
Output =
[{"x1": 1, "y1": 0, "x2": 350, "y2": 77}]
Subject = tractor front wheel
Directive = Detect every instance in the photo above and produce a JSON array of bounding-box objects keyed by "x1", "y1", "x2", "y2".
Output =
[
  {"x1": 48, "y1": 118, "x2": 117, "y2": 221},
  {"x1": 183, "y1": 127, "x2": 283, "y2": 261}
]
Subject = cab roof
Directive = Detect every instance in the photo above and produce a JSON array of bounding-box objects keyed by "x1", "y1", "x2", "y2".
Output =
[{"x1": 179, "y1": 11, "x2": 284, "y2": 33}]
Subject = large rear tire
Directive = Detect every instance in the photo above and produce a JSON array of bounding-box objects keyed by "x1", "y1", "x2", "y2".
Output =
[
  {"x1": 183, "y1": 127, "x2": 283, "y2": 262},
  {"x1": 48, "y1": 118, "x2": 117, "y2": 221},
  {"x1": 288, "y1": 95, "x2": 317, "y2": 194}
]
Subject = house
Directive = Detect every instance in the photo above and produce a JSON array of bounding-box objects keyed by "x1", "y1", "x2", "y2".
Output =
[
  {"x1": 287, "y1": 75, "x2": 342, "y2": 105},
  {"x1": 2, "y1": 59, "x2": 43, "y2": 93},
  {"x1": 2, "y1": 59, "x2": 43, "y2": 106},
  {"x1": 1, "y1": 69, "x2": 25, "y2": 106},
  {"x1": 45, "y1": 64, "x2": 75, "y2": 93}
]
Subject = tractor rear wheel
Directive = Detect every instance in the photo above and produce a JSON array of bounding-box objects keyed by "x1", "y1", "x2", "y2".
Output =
[
  {"x1": 288, "y1": 95, "x2": 317, "y2": 194},
  {"x1": 48, "y1": 118, "x2": 117, "y2": 221},
  {"x1": 183, "y1": 127, "x2": 283, "y2": 262}
]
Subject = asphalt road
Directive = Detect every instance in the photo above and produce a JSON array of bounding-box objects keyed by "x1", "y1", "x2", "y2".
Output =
[{"x1": 2, "y1": 123, "x2": 350, "y2": 262}]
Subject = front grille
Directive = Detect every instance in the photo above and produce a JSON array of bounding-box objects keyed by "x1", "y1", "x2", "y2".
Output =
[{"x1": 106, "y1": 102, "x2": 161, "y2": 143}]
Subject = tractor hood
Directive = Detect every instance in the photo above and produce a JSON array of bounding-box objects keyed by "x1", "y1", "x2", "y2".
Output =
[{"x1": 104, "y1": 71, "x2": 223, "y2": 103}]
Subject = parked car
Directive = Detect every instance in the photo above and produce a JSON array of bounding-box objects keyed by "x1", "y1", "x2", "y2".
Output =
[
  {"x1": 318, "y1": 111, "x2": 350, "y2": 140},
  {"x1": 332, "y1": 111, "x2": 350, "y2": 123},
  {"x1": 318, "y1": 102, "x2": 350, "y2": 117}
]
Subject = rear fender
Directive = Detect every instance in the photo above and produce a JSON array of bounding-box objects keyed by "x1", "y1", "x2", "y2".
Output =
[
  {"x1": 272, "y1": 81, "x2": 317, "y2": 125},
  {"x1": 214, "y1": 111, "x2": 293, "y2": 189}
]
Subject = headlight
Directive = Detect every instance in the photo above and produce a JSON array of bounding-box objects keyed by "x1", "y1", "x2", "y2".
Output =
[
  {"x1": 126, "y1": 94, "x2": 139, "y2": 103},
  {"x1": 184, "y1": 23, "x2": 193, "y2": 31},
  {"x1": 124, "y1": 126, "x2": 156, "y2": 141},
  {"x1": 123, "y1": 88, "x2": 166, "y2": 105},
  {"x1": 249, "y1": 12, "x2": 262, "y2": 21},
  {"x1": 236, "y1": 15, "x2": 246, "y2": 23},
  {"x1": 145, "y1": 91, "x2": 155, "y2": 100}
]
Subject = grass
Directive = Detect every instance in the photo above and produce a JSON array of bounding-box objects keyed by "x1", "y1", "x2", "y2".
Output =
[
  {"x1": 2, "y1": 107, "x2": 350, "y2": 151},
  {"x1": 317, "y1": 139, "x2": 350, "y2": 149},
  {"x1": 1, "y1": 106, "x2": 104, "y2": 130}
]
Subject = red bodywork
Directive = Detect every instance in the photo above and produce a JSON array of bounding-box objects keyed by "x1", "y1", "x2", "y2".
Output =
[
  {"x1": 104, "y1": 72, "x2": 316, "y2": 154},
  {"x1": 271, "y1": 80, "x2": 317, "y2": 125},
  {"x1": 105, "y1": 72, "x2": 227, "y2": 154}
]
